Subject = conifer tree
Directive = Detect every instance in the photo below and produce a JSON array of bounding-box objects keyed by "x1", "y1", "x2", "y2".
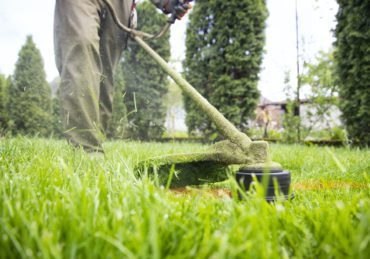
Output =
[
  {"x1": 121, "y1": 0, "x2": 170, "y2": 140},
  {"x1": 184, "y1": 0, "x2": 267, "y2": 138},
  {"x1": 0, "y1": 74, "x2": 11, "y2": 134},
  {"x1": 335, "y1": 0, "x2": 370, "y2": 146},
  {"x1": 8, "y1": 36, "x2": 52, "y2": 136}
]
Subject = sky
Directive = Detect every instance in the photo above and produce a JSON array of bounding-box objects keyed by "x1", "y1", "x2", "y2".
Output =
[{"x1": 0, "y1": 0, "x2": 338, "y2": 102}]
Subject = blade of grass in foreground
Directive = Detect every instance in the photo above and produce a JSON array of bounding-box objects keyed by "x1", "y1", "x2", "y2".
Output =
[{"x1": 0, "y1": 138, "x2": 369, "y2": 258}]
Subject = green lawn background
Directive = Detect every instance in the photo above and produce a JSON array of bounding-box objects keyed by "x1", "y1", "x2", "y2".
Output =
[{"x1": 0, "y1": 137, "x2": 369, "y2": 258}]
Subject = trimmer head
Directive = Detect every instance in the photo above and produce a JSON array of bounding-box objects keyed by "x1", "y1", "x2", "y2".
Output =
[
  {"x1": 140, "y1": 157, "x2": 231, "y2": 188},
  {"x1": 138, "y1": 140, "x2": 283, "y2": 188}
]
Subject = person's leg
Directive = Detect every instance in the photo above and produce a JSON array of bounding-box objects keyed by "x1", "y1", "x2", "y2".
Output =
[
  {"x1": 54, "y1": 0, "x2": 104, "y2": 152},
  {"x1": 98, "y1": 0, "x2": 133, "y2": 132}
]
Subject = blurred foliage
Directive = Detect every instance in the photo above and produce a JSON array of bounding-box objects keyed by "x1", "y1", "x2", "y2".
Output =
[
  {"x1": 107, "y1": 62, "x2": 128, "y2": 139},
  {"x1": 302, "y1": 51, "x2": 337, "y2": 98},
  {"x1": 301, "y1": 50, "x2": 340, "y2": 135},
  {"x1": 183, "y1": 0, "x2": 267, "y2": 139},
  {"x1": 283, "y1": 49, "x2": 342, "y2": 143},
  {"x1": 282, "y1": 101, "x2": 301, "y2": 143},
  {"x1": 162, "y1": 130, "x2": 189, "y2": 139},
  {"x1": 164, "y1": 81, "x2": 183, "y2": 109},
  {"x1": 335, "y1": 0, "x2": 370, "y2": 146},
  {"x1": 306, "y1": 126, "x2": 348, "y2": 143},
  {"x1": 248, "y1": 126, "x2": 347, "y2": 144},
  {"x1": 7, "y1": 36, "x2": 52, "y2": 136},
  {"x1": 247, "y1": 128, "x2": 282, "y2": 140},
  {"x1": 121, "y1": 0, "x2": 170, "y2": 140},
  {"x1": 282, "y1": 71, "x2": 301, "y2": 143},
  {"x1": 0, "y1": 74, "x2": 11, "y2": 135}
]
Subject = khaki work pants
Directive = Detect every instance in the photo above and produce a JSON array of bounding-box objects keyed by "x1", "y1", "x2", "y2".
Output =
[{"x1": 54, "y1": 0, "x2": 133, "y2": 152}]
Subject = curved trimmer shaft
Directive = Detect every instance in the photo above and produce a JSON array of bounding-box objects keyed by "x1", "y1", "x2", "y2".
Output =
[
  {"x1": 105, "y1": 1, "x2": 284, "y2": 188},
  {"x1": 133, "y1": 35, "x2": 252, "y2": 152},
  {"x1": 103, "y1": 0, "x2": 252, "y2": 152}
]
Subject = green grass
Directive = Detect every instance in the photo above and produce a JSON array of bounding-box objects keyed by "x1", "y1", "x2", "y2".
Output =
[{"x1": 0, "y1": 137, "x2": 369, "y2": 258}]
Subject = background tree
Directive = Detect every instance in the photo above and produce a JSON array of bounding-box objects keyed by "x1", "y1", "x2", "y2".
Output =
[
  {"x1": 183, "y1": 0, "x2": 267, "y2": 139},
  {"x1": 301, "y1": 50, "x2": 339, "y2": 136},
  {"x1": 0, "y1": 74, "x2": 11, "y2": 134},
  {"x1": 107, "y1": 63, "x2": 128, "y2": 139},
  {"x1": 282, "y1": 71, "x2": 301, "y2": 143},
  {"x1": 121, "y1": 0, "x2": 170, "y2": 140},
  {"x1": 334, "y1": 0, "x2": 370, "y2": 146},
  {"x1": 8, "y1": 35, "x2": 52, "y2": 136}
]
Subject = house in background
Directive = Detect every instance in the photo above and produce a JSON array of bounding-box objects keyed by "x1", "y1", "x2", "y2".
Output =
[
  {"x1": 164, "y1": 94, "x2": 342, "y2": 137},
  {"x1": 252, "y1": 96, "x2": 342, "y2": 133}
]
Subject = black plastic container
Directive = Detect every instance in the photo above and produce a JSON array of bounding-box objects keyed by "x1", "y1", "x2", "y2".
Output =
[{"x1": 236, "y1": 168, "x2": 294, "y2": 201}]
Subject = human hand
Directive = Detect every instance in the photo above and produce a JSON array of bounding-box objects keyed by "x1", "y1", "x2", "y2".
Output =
[{"x1": 159, "y1": 0, "x2": 193, "y2": 21}]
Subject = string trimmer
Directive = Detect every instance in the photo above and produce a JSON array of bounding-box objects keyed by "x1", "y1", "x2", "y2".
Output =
[{"x1": 103, "y1": 0, "x2": 292, "y2": 198}]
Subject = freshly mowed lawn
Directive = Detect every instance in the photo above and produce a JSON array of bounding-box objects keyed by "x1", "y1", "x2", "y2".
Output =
[{"x1": 0, "y1": 137, "x2": 369, "y2": 258}]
